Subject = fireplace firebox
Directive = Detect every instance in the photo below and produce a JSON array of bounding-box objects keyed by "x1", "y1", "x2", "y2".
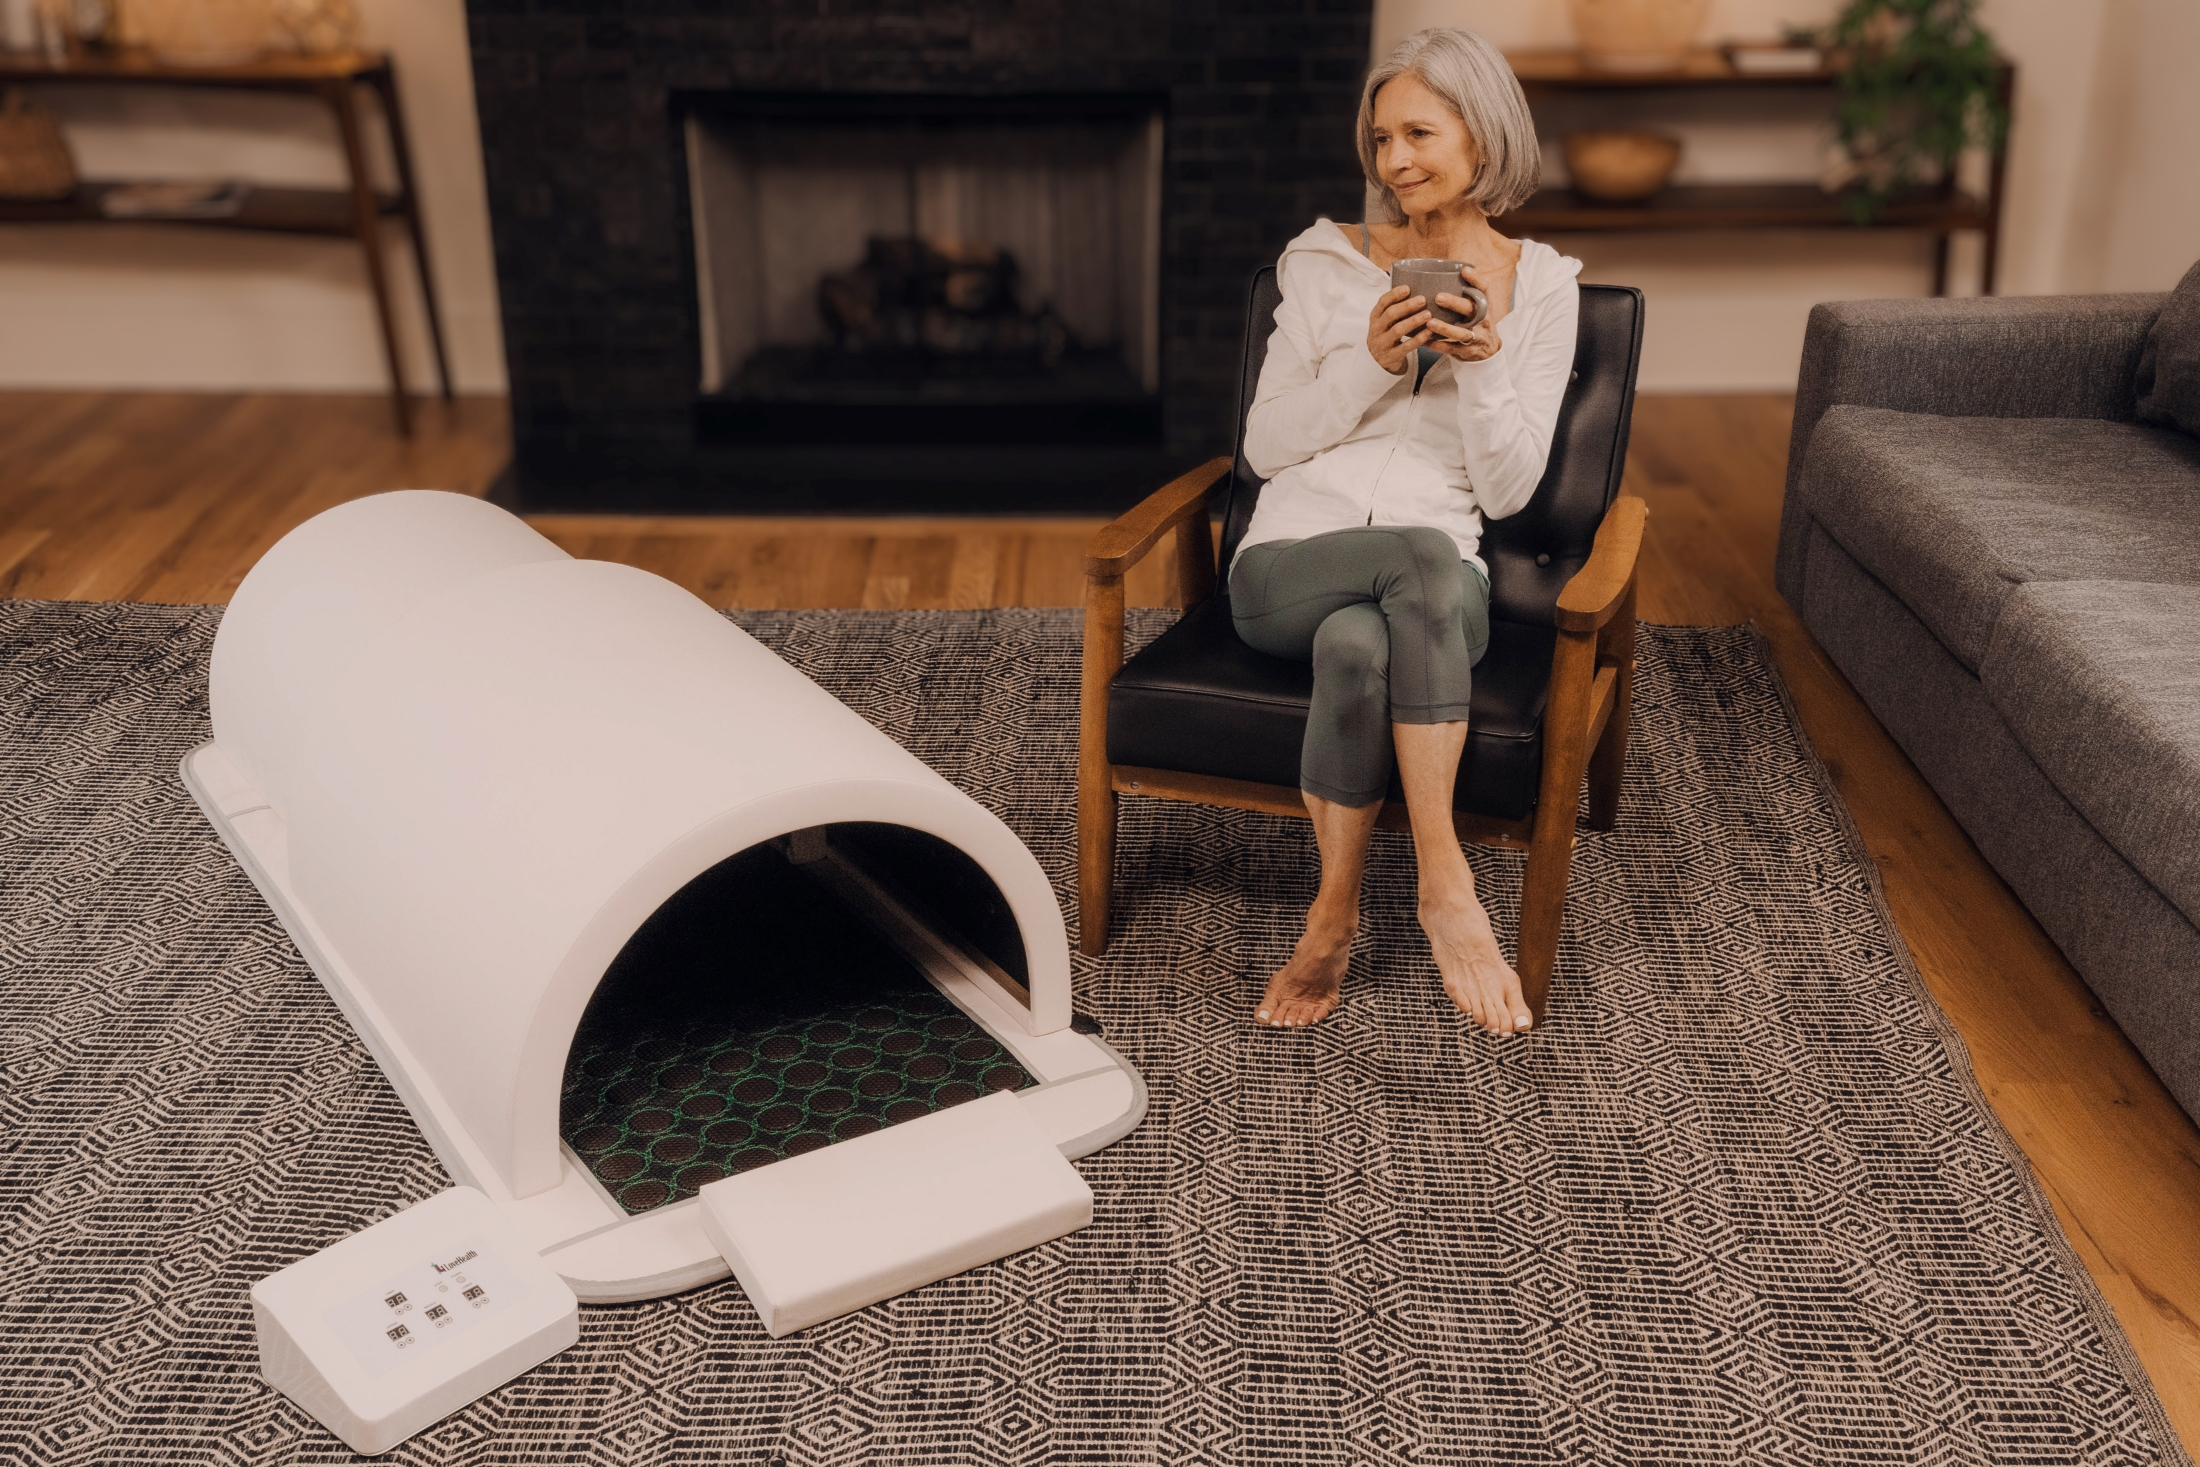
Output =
[
  {"x1": 463, "y1": 1, "x2": 1377, "y2": 514},
  {"x1": 686, "y1": 94, "x2": 1163, "y2": 450}
]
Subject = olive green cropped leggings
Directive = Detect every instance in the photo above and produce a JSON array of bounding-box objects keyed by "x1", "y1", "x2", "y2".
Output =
[{"x1": 1230, "y1": 525, "x2": 1491, "y2": 808}]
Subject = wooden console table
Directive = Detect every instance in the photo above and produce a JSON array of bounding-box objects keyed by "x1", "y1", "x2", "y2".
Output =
[
  {"x1": 1502, "y1": 48, "x2": 2013, "y2": 296},
  {"x1": 0, "y1": 47, "x2": 450, "y2": 434}
]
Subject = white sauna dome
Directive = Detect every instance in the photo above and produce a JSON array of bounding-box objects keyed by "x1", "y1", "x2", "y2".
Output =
[{"x1": 186, "y1": 491, "x2": 1142, "y2": 1303}]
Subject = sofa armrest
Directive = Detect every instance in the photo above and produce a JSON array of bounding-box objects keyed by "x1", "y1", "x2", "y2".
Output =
[{"x1": 1778, "y1": 292, "x2": 2166, "y2": 599}]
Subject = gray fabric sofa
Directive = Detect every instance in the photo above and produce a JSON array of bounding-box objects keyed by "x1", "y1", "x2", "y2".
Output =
[{"x1": 1776, "y1": 287, "x2": 2200, "y2": 1123}]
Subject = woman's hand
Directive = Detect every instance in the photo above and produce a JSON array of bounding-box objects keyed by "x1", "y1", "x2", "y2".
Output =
[
  {"x1": 1425, "y1": 262, "x2": 1504, "y2": 364},
  {"x1": 1365, "y1": 284, "x2": 1433, "y2": 376}
]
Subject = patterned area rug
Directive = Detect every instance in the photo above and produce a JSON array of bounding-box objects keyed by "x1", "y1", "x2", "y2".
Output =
[{"x1": 0, "y1": 600, "x2": 2186, "y2": 1466}]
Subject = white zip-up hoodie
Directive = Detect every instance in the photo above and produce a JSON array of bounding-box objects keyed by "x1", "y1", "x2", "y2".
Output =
[{"x1": 1237, "y1": 219, "x2": 1583, "y2": 575}]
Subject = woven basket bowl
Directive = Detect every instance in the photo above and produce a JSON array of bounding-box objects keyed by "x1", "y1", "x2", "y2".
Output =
[
  {"x1": 1570, "y1": 0, "x2": 1709, "y2": 72},
  {"x1": 1563, "y1": 130, "x2": 1683, "y2": 202}
]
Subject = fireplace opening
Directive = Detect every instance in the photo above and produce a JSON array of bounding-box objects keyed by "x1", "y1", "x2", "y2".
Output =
[{"x1": 683, "y1": 94, "x2": 1164, "y2": 448}]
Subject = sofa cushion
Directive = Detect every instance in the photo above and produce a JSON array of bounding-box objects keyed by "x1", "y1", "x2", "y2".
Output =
[
  {"x1": 1797, "y1": 405, "x2": 2200, "y2": 670},
  {"x1": 1980, "y1": 580, "x2": 2200, "y2": 924},
  {"x1": 2136, "y1": 258, "x2": 2200, "y2": 438}
]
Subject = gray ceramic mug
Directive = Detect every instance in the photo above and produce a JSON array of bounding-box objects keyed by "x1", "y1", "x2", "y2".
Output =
[{"x1": 1390, "y1": 257, "x2": 1487, "y2": 329}]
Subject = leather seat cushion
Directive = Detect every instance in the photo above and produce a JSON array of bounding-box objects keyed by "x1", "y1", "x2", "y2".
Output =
[
  {"x1": 1980, "y1": 579, "x2": 2200, "y2": 924},
  {"x1": 1106, "y1": 596, "x2": 1554, "y2": 821},
  {"x1": 1796, "y1": 405, "x2": 2200, "y2": 671}
]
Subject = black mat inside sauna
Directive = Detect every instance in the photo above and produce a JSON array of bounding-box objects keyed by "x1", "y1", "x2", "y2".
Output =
[{"x1": 560, "y1": 843, "x2": 1031, "y2": 1214}]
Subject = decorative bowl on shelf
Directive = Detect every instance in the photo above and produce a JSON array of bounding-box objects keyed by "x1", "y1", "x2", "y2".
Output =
[
  {"x1": 139, "y1": 0, "x2": 271, "y2": 65},
  {"x1": 1563, "y1": 130, "x2": 1683, "y2": 202},
  {"x1": 1569, "y1": 0, "x2": 1709, "y2": 73},
  {"x1": 271, "y1": 0, "x2": 356, "y2": 55}
]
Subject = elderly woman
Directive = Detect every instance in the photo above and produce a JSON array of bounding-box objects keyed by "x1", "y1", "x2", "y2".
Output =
[{"x1": 1239, "y1": 27, "x2": 1580, "y2": 1038}]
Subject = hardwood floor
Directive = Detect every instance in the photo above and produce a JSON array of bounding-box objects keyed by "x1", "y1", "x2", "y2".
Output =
[
  {"x1": 3, "y1": 389, "x2": 2195, "y2": 1443},
  {"x1": 529, "y1": 513, "x2": 1185, "y2": 613},
  {"x1": 0, "y1": 390, "x2": 1181, "y2": 610},
  {"x1": 0, "y1": 393, "x2": 511, "y2": 604}
]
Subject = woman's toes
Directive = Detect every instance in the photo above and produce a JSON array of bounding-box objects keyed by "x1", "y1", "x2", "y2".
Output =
[
  {"x1": 1267, "y1": 992, "x2": 1335, "y2": 1028},
  {"x1": 1448, "y1": 979, "x2": 1487, "y2": 1031},
  {"x1": 1254, "y1": 959, "x2": 1344, "y2": 1028}
]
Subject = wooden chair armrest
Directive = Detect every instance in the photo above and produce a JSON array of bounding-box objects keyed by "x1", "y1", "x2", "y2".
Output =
[
  {"x1": 1553, "y1": 495, "x2": 1649, "y2": 634},
  {"x1": 1084, "y1": 457, "x2": 1232, "y2": 579}
]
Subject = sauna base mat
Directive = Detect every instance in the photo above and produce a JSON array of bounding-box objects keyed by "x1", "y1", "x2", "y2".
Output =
[{"x1": 559, "y1": 843, "x2": 1031, "y2": 1214}]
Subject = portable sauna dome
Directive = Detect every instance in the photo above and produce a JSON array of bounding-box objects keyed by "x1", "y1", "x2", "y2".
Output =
[{"x1": 186, "y1": 491, "x2": 1143, "y2": 1308}]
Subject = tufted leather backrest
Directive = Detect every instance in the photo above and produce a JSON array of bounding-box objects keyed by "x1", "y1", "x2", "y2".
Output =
[{"x1": 1216, "y1": 268, "x2": 1644, "y2": 629}]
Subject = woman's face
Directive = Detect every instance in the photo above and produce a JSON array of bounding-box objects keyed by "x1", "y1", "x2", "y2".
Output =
[{"x1": 1371, "y1": 71, "x2": 1479, "y2": 219}]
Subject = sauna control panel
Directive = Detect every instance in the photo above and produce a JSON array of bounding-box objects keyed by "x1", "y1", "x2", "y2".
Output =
[
  {"x1": 252, "y1": 1187, "x2": 578, "y2": 1455},
  {"x1": 321, "y1": 1234, "x2": 526, "y2": 1377}
]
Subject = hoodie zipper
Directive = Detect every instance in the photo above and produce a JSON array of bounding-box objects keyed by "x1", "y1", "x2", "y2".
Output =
[
  {"x1": 1339, "y1": 230, "x2": 1441, "y2": 528},
  {"x1": 1366, "y1": 364, "x2": 1424, "y2": 525}
]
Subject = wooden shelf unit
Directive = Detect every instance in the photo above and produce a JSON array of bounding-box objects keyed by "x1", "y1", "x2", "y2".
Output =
[
  {"x1": 0, "y1": 181, "x2": 402, "y2": 233},
  {"x1": 0, "y1": 46, "x2": 451, "y2": 434},
  {"x1": 1498, "y1": 47, "x2": 2013, "y2": 295}
]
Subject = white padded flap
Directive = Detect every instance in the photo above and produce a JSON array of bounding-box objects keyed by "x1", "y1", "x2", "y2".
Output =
[{"x1": 698, "y1": 1091, "x2": 1092, "y2": 1337}]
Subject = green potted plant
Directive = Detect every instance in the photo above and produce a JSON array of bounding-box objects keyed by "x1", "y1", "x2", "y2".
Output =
[{"x1": 1803, "y1": 0, "x2": 2009, "y2": 223}]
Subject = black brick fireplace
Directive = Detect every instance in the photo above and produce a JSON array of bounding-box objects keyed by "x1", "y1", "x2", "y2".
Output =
[{"x1": 466, "y1": 2, "x2": 1375, "y2": 513}]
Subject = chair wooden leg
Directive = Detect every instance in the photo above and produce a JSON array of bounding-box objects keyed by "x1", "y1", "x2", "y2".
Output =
[
  {"x1": 1514, "y1": 800, "x2": 1576, "y2": 1022},
  {"x1": 1515, "y1": 625, "x2": 1599, "y2": 1019},
  {"x1": 1587, "y1": 578, "x2": 1638, "y2": 831},
  {"x1": 1078, "y1": 765, "x2": 1117, "y2": 957},
  {"x1": 1079, "y1": 572, "x2": 1127, "y2": 955}
]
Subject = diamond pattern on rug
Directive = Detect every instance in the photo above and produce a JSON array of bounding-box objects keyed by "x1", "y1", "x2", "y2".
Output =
[{"x1": 0, "y1": 600, "x2": 2186, "y2": 1466}]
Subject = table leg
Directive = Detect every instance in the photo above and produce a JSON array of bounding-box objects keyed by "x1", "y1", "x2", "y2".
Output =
[
  {"x1": 326, "y1": 77, "x2": 411, "y2": 436},
  {"x1": 369, "y1": 66, "x2": 452, "y2": 402},
  {"x1": 1931, "y1": 231, "x2": 1950, "y2": 297}
]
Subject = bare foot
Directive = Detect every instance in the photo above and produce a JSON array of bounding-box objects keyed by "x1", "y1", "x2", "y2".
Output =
[
  {"x1": 1420, "y1": 880, "x2": 1532, "y2": 1036},
  {"x1": 1255, "y1": 908, "x2": 1355, "y2": 1028}
]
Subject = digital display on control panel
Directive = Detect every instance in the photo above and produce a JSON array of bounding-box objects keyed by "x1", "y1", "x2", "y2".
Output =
[{"x1": 321, "y1": 1236, "x2": 530, "y2": 1377}]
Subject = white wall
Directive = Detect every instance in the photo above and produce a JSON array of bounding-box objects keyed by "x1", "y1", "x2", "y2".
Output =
[
  {"x1": 2056, "y1": 0, "x2": 2200, "y2": 294},
  {"x1": 1374, "y1": 0, "x2": 2200, "y2": 389},
  {"x1": 0, "y1": 0, "x2": 503, "y2": 392},
  {"x1": 2, "y1": 0, "x2": 2190, "y2": 396}
]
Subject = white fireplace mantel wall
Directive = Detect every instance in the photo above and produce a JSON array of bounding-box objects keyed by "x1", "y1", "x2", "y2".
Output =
[{"x1": 0, "y1": 0, "x2": 2191, "y2": 394}]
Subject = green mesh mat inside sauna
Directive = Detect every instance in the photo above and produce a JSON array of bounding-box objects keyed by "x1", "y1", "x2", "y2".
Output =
[{"x1": 560, "y1": 842, "x2": 1031, "y2": 1214}]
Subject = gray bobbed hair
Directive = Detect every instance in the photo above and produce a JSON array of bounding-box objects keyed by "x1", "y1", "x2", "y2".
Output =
[{"x1": 1359, "y1": 28, "x2": 1541, "y2": 221}]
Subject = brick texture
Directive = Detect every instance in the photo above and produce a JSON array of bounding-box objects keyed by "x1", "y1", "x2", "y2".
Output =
[{"x1": 466, "y1": 0, "x2": 1376, "y2": 505}]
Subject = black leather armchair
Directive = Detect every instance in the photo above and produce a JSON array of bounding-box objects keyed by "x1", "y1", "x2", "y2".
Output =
[{"x1": 1078, "y1": 270, "x2": 1647, "y2": 1020}]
